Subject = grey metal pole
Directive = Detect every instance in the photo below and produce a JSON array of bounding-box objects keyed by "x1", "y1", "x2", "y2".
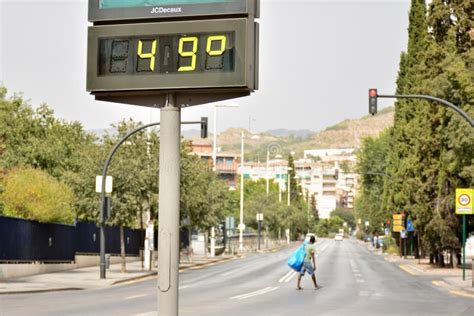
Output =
[
  {"x1": 158, "y1": 94, "x2": 181, "y2": 316},
  {"x1": 266, "y1": 150, "x2": 269, "y2": 195},
  {"x1": 100, "y1": 215, "x2": 106, "y2": 279},
  {"x1": 462, "y1": 215, "x2": 466, "y2": 281},
  {"x1": 239, "y1": 131, "x2": 244, "y2": 251},
  {"x1": 377, "y1": 94, "x2": 474, "y2": 127},
  {"x1": 258, "y1": 219, "x2": 261, "y2": 251}
]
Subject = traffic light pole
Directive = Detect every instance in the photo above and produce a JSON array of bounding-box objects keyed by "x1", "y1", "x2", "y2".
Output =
[
  {"x1": 377, "y1": 94, "x2": 474, "y2": 127},
  {"x1": 372, "y1": 92, "x2": 473, "y2": 280},
  {"x1": 98, "y1": 118, "x2": 207, "y2": 280}
]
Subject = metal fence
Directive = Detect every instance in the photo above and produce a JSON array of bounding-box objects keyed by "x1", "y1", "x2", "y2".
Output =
[
  {"x1": 0, "y1": 216, "x2": 143, "y2": 262},
  {"x1": 0, "y1": 216, "x2": 76, "y2": 262}
]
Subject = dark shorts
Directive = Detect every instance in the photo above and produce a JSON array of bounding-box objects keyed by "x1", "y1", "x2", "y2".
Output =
[{"x1": 300, "y1": 261, "x2": 315, "y2": 276}]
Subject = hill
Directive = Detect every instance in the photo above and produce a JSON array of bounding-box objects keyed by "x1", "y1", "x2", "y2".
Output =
[{"x1": 189, "y1": 107, "x2": 394, "y2": 159}]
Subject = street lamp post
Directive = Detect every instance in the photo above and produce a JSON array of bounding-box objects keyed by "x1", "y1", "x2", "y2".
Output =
[
  {"x1": 287, "y1": 172, "x2": 291, "y2": 207},
  {"x1": 256, "y1": 213, "x2": 263, "y2": 251},
  {"x1": 211, "y1": 103, "x2": 239, "y2": 257},
  {"x1": 285, "y1": 167, "x2": 293, "y2": 244},
  {"x1": 239, "y1": 130, "x2": 245, "y2": 251},
  {"x1": 306, "y1": 189, "x2": 310, "y2": 233},
  {"x1": 266, "y1": 149, "x2": 270, "y2": 196}
]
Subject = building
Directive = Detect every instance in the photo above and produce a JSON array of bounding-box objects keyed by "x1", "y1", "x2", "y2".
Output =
[
  {"x1": 294, "y1": 148, "x2": 359, "y2": 219},
  {"x1": 191, "y1": 142, "x2": 240, "y2": 188}
]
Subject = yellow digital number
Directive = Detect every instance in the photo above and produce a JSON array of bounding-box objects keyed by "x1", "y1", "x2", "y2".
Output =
[
  {"x1": 206, "y1": 35, "x2": 227, "y2": 56},
  {"x1": 178, "y1": 36, "x2": 198, "y2": 72},
  {"x1": 137, "y1": 40, "x2": 157, "y2": 71}
]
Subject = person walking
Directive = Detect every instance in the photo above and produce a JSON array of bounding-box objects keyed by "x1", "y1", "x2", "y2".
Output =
[{"x1": 296, "y1": 235, "x2": 320, "y2": 290}]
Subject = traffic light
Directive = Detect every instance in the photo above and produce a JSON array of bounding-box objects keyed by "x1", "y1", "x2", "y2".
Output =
[
  {"x1": 200, "y1": 117, "x2": 208, "y2": 139},
  {"x1": 369, "y1": 88, "x2": 378, "y2": 115}
]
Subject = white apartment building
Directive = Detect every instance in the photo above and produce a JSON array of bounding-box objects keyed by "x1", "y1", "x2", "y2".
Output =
[{"x1": 237, "y1": 149, "x2": 359, "y2": 219}]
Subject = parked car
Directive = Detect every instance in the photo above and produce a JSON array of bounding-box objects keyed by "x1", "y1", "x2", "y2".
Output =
[{"x1": 334, "y1": 234, "x2": 343, "y2": 241}]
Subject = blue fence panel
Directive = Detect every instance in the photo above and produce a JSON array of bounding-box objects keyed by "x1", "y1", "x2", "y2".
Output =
[
  {"x1": 0, "y1": 216, "x2": 76, "y2": 262},
  {"x1": 75, "y1": 221, "x2": 100, "y2": 254},
  {"x1": 0, "y1": 216, "x2": 143, "y2": 261}
]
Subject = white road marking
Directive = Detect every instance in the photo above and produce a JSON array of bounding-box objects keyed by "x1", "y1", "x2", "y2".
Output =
[
  {"x1": 230, "y1": 287, "x2": 279, "y2": 300},
  {"x1": 279, "y1": 270, "x2": 294, "y2": 283},
  {"x1": 131, "y1": 312, "x2": 156, "y2": 316},
  {"x1": 125, "y1": 294, "x2": 147, "y2": 300},
  {"x1": 285, "y1": 271, "x2": 298, "y2": 283},
  {"x1": 179, "y1": 285, "x2": 190, "y2": 290}
]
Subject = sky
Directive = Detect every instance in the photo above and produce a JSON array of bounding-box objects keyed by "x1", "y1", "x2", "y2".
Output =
[{"x1": 0, "y1": 0, "x2": 410, "y2": 133}]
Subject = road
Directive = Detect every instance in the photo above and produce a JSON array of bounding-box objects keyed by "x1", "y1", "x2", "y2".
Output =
[{"x1": 1, "y1": 239, "x2": 473, "y2": 316}]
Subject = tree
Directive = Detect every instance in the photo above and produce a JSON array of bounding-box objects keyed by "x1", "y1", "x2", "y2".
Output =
[
  {"x1": 355, "y1": 130, "x2": 391, "y2": 234},
  {"x1": 1, "y1": 167, "x2": 75, "y2": 224},
  {"x1": 311, "y1": 193, "x2": 319, "y2": 223},
  {"x1": 0, "y1": 87, "x2": 100, "y2": 223},
  {"x1": 378, "y1": 0, "x2": 473, "y2": 265},
  {"x1": 331, "y1": 207, "x2": 355, "y2": 230},
  {"x1": 287, "y1": 154, "x2": 302, "y2": 204}
]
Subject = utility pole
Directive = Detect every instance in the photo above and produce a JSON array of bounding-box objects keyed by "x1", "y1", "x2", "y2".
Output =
[
  {"x1": 158, "y1": 94, "x2": 181, "y2": 316},
  {"x1": 279, "y1": 180, "x2": 282, "y2": 203},
  {"x1": 287, "y1": 172, "x2": 291, "y2": 207},
  {"x1": 211, "y1": 104, "x2": 238, "y2": 257},
  {"x1": 306, "y1": 190, "x2": 310, "y2": 233},
  {"x1": 239, "y1": 131, "x2": 245, "y2": 251},
  {"x1": 286, "y1": 169, "x2": 291, "y2": 244},
  {"x1": 210, "y1": 106, "x2": 218, "y2": 258},
  {"x1": 266, "y1": 149, "x2": 270, "y2": 196}
]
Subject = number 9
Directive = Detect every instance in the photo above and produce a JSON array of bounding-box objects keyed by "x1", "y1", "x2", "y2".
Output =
[{"x1": 178, "y1": 37, "x2": 198, "y2": 72}]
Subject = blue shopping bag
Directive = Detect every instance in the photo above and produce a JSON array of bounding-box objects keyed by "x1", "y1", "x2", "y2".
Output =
[{"x1": 287, "y1": 243, "x2": 306, "y2": 272}]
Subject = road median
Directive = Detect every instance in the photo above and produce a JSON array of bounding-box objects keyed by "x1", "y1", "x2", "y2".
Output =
[{"x1": 0, "y1": 254, "x2": 243, "y2": 295}]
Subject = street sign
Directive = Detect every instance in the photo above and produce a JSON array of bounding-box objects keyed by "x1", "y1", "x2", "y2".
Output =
[
  {"x1": 456, "y1": 188, "x2": 473, "y2": 215},
  {"x1": 225, "y1": 216, "x2": 235, "y2": 230},
  {"x1": 95, "y1": 175, "x2": 113, "y2": 193},
  {"x1": 89, "y1": 0, "x2": 259, "y2": 22},
  {"x1": 238, "y1": 223, "x2": 246, "y2": 231},
  {"x1": 407, "y1": 218, "x2": 414, "y2": 232},
  {"x1": 400, "y1": 229, "x2": 407, "y2": 239},
  {"x1": 392, "y1": 214, "x2": 404, "y2": 232},
  {"x1": 364, "y1": 221, "x2": 370, "y2": 227},
  {"x1": 256, "y1": 213, "x2": 263, "y2": 221}
]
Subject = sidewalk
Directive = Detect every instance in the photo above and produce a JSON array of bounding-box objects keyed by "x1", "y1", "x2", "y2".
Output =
[
  {"x1": 358, "y1": 239, "x2": 474, "y2": 298},
  {"x1": 0, "y1": 255, "x2": 238, "y2": 295}
]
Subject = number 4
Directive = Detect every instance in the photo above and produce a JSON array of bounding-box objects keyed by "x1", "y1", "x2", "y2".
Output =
[{"x1": 137, "y1": 40, "x2": 157, "y2": 71}]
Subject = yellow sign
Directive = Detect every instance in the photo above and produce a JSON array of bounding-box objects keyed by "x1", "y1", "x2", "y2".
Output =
[
  {"x1": 393, "y1": 214, "x2": 404, "y2": 232},
  {"x1": 456, "y1": 188, "x2": 473, "y2": 215}
]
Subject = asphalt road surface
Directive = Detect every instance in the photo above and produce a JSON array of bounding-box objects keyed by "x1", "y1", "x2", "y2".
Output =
[{"x1": 1, "y1": 239, "x2": 473, "y2": 316}]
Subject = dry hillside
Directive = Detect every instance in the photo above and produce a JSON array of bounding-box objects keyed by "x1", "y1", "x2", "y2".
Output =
[{"x1": 191, "y1": 107, "x2": 394, "y2": 157}]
